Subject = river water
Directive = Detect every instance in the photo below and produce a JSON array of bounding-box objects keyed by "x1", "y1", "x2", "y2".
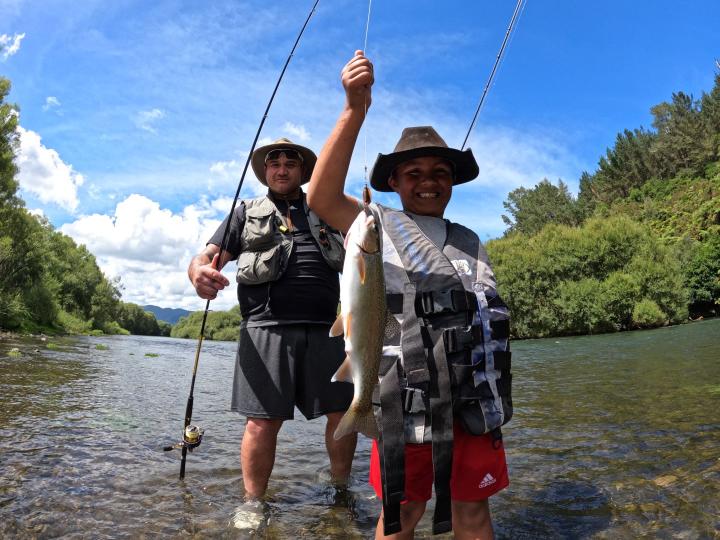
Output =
[{"x1": 1, "y1": 319, "x2": 718, "y2": 539}]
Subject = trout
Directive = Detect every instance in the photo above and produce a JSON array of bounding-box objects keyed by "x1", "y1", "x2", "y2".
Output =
[{"x1": 330, "y1": 204, "x2": 396, "y2": 440}]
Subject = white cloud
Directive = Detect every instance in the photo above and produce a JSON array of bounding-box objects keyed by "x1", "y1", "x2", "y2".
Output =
[
  {"x1": 42, "y1": 96, "x2": 61, "y2": 112},
  {"x1": 134, "y1": 108, "x2": 165, "y2": 134},
  {"x1": 209, "y1": 158, "x2": 266, "y2": 197},
  {"x1": 16, "y1": 126, "x2": 84, "y2": 212},
  {"x1": 467, "y1": 126, "x2": 583, "y2": 192},
  {"x1": 282, "y1": 121, "x2": 310, "y2": 142},
  {"x1": 60, "y1": 194, "x2": 237, "y2": 310},
  {"x1": 0, "y1": 32, "x2": 25, "y2": 61}
]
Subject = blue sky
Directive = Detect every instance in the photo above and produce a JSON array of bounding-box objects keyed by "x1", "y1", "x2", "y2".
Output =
[{"x1": 2, "y1": 0, "x2": 718, "y2": 309}]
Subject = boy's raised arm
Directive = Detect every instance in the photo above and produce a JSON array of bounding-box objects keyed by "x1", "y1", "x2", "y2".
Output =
[{"x1": 307, "y1": 50, "x2": 374, "y2": 234}]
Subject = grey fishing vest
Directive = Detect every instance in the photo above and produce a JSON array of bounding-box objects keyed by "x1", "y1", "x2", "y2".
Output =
[
  {"x1": 236, "y1": 194, "x2": 344, "y2": 285},
  {"x1": 373, "y1": 203, "x2": 512, "y2": 443}
]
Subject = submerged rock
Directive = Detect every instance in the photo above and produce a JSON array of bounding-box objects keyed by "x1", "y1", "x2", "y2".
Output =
[{"x1": 653, "y1": 475, "x2": 678, "y2": 487}]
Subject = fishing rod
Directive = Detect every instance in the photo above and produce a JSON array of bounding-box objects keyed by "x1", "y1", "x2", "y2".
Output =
[
  {"x1": 163, "y1": 0, "x2": 321, "y2": 480},
  {"x1": 461, "y1": 0, "x2": 526, "y2": 150}
]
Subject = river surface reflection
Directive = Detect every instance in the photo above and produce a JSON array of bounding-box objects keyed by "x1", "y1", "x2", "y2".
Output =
[{"x1": 1, "y1": 319, "x2": 718, "y2": 538}]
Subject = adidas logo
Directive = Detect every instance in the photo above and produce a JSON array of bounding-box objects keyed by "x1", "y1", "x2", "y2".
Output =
[{"x1": 478, "y1": 473, "x2": 496, "y2": 489}]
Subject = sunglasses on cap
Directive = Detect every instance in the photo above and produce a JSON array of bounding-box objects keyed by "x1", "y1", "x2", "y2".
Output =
[{"x1": 264, "y1": 148, "x2": 304, "y2": 164}]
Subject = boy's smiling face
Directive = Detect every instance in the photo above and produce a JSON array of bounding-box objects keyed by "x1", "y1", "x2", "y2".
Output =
[{"x1": 388, "y1": 156, "x2": 454, "y2": 217}]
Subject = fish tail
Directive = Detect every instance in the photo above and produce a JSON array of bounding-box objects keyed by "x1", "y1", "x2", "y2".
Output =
[{"x1": 333, "y1": 408, "x2": 380, "y2": 441}]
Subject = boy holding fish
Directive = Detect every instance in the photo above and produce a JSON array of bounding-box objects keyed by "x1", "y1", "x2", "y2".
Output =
[{"x1": 308, "y1": 51, "x2": 513, "y2": 539}]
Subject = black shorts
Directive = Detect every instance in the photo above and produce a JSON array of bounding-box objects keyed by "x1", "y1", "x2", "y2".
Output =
[{"x1": 231, "y1": 323, "x2": 353, "y2": 420}]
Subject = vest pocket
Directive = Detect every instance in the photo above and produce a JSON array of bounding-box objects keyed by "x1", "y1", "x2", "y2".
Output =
[
  {"x1": 236, "y1": 243, "x2": 284, "y2": 285},
  {"x1": 237, "y1": 205, "x2": 287, "y2": 285},
  {"x1": 244, "y1": 206, "x2": 277, "y2": 242}
]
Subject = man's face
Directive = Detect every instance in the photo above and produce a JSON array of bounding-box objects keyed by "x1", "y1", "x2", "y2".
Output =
[
  {"x1": 265, "y1": 152, "x2": 303, "y2": 196},
  {"x1": 388, "y1": 156, "x2": 454, "y2": 217}
]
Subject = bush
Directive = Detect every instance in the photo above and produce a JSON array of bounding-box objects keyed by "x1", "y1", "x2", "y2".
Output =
[
  {"x1": 684, "y1": 228, "x2": 720, "y2": 315},
  {"x1": 99, "y1": 321, "x2": 130, "y2": 335},
  {"x1": 554, "y1": 278, "x2": 615, "y2": 335},
  {"x1": 57, "y1": 310, "x2": 93, "y2": 334},
  {"x1": 22, "y1": 281, "x2": 60, "y2": 327},
  {"x1": 0, "y1": 292, "x2": 27, "y2": 330},
  {"x1": 632, "y1": 299, "x2": 667, "y2": 328},
  {"x1": 601, "y1": 271, "x2": 641, "y2": 329},
  {"x1": 487, "y1": 215, "x2": 689, "y2": 338}
]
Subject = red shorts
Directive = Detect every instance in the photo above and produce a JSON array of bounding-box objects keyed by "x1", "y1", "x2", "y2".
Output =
[{"x1": 369, "y1": 422, "x2": 509, "y2": 502}]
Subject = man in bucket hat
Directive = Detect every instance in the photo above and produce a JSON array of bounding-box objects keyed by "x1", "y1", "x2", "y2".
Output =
[
  {"x1": 308, "y1": 51, "x2": 512, "y2": 539},
  {"x1": 188, "y1": 138, "x2": 357, "y2": 529}
]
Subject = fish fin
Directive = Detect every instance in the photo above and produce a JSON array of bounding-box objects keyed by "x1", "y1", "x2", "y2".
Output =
[
  {"x1": 345, "y1": 312, "x2": 352, "y2": 340},
  {"x1": 384, "y1": 310, "x2": 401, "y2": 339},
  {"x1": 333, "y1": 409, "x2": 380, "y2": 441},
  {"x1": 329, "y1": 314, "x2": 344, "y2": 337},
  {"x1": 357, "y1": 256, "x2": 366, "y2": 284},
  {"x1": 331, "y1": 355, "x2": 353, "y2": 383}
]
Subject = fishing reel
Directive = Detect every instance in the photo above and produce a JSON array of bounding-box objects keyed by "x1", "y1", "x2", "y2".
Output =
[{"x1": 163, "y1": 424, "x2": 205, "y2": 453}]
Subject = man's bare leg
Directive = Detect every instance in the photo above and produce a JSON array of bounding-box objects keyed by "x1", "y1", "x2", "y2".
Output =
[
  {"x1": 240, "y1": 417, "x2": 284, "y2": 499},
  {"x1": 325, "y1": 411, "x2": 357, "y2": 482}
]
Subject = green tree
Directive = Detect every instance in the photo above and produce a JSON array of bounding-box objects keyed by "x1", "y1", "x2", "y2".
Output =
[
  {"x1": 650, "y1": 91, "x2": 704, "y2": 178},
  {"x1": 592, "y1": 128, "x2": 658, "y2": 203},
  {"x1": 0, "y1": 75, "x2": 132, "y2": 334},
  {"x1": 91, "y1": 277, "x2": 122, "y2": 331},
  {"x1": 501, "y1": 178, "x2": 582, "y2": 235},
  {"x1": 0, "y1": 78, "x2": 47, "y2": 329},
  {"x1": 0, "y1": 77, "x2": 19, "y2": 207},
  {"x1": 698, "y1": 73, "x2": 720, "y2": 167},
  {"x1": 171, "y1": 306, "x2": 241, "y2": 341},
  {"x1": 683, "y1": 230, "x2": 720, "y2": 315},
  {"x1": 116, "y1": 302, "x2": 170, "y2": 336}
]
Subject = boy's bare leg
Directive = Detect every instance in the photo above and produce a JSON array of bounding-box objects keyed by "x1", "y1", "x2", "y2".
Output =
[
  {"x1": 374, "y1": 501, "x2": 426, "y2": 540},
  {"x1": 452, "y1": 499, "x2": 494, "y2": 540}
]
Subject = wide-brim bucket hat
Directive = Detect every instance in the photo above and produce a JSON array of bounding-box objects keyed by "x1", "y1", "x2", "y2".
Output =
[
  {"x1": 251, "y1": 138, "x2": 317, "y2": 185},
  {"x1": 369, "y1": 126, "x2": 479, "y2": 192}
]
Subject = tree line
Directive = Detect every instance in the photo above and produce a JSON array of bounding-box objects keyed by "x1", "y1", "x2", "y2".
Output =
[
  {"x1": 491, "y1": 72, "x2": 720, "y2": 338},
  {"x1": 0, "y1": 78, "x2": 169, "y2": 336},
  {"x1": 3, "y1": 71, "x2": 718, "y2": 341}
]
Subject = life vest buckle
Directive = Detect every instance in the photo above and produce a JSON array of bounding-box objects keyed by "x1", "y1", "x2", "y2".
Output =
[
  {"x1": 401, "y1": 386, "x2": 426, "y2": 413},
  {"x1": 443, "y1": 325, "x2": 483, "y2": 354}
]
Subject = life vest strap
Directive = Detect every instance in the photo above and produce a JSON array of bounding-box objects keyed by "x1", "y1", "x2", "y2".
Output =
[
  {"x1": 378, "y1": 360, "x2": 405, "y2": 536},
  {"x1": 400, "y1": 282, "x2": 431, "y2": 386},
  {"x1": 490, "y1": 319, "x2": 510, "y2": 340},
  {"x1": 492, "y1": 350, "x2": 512, "y2": 372},
  {"x1": 427, "y1": 327, "x2": 454, "y2": 535}
]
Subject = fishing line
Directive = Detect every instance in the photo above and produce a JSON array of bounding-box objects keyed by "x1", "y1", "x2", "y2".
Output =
[
  {"x1": 362, "y1": 0, "x2": 373, "y2": 185},
  {"x1": 461, "y1": 0, "x2": 526, "y2": 150},
  {"x1": 168, "y1": 0, "x2": 321, "y2": 481}
]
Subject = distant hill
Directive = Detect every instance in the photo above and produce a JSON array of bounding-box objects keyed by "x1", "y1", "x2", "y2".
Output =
[{"x1": 142, "y1": 305, "x2": 192, "y2": 325}]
